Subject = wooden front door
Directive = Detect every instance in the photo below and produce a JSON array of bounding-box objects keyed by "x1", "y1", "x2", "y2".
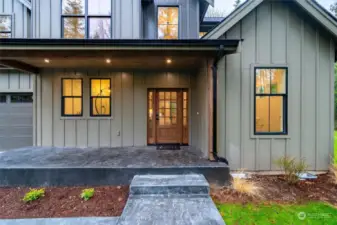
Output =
[{"x1": 147, "y1": 89, "x2": 189, "y2": 145}]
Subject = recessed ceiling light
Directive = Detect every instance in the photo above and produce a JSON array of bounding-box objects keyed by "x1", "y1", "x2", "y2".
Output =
[
  {"x1": 166, "y1": 58, "x2": 172, "y2": 64},
  {"x1": 44, "y1": 58, "x2": 50, "y2": 63},
  {"x1": 106, "y1": 58, "x2": 111, "y2": 64}
]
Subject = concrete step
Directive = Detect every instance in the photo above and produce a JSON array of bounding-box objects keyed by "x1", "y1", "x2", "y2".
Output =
[
  {"x1": 130, "y1": 174, "x2": 209, "y2": 195},
  {"x1": 118, "y1": 174, "x2": 225, "y2": 225}
]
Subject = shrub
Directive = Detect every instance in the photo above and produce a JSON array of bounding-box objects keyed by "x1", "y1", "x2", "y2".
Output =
[
  {"x1": 274, "y1": 156, "x2": 308, "y2": 184},
  {"x1": 23, "y1": 188, "x2": 45, "y2": 203},
  {"x1": 231, "y1": 170, "x2": 262, "y2": 198},
  {"x1": 81, "y1": 188, "x2": 95, "y2": 201}
]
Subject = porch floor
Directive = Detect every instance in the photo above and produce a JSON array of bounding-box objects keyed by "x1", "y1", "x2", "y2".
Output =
[{"x1": 0, "y1": 147, "x2": 229, "y2": 187}]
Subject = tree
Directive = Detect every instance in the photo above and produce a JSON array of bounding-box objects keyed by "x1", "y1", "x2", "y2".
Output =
[
  {"x1": 205, "y1": 8, "x2": 227, "y2": 18},
  {"x1": 63, "y1": 0, "x2": 85, "y2": 38},
  {"x1": 234, "y1": 0, "x2": 241, "y2": 8},
  {"x1": 331, "y1": 1, "x2": 337, "y2": 17}
]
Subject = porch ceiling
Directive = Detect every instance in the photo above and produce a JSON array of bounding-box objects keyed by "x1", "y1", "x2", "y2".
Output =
[{"x1": 0, "y1": 39, "x2": 239, "y2": 73}]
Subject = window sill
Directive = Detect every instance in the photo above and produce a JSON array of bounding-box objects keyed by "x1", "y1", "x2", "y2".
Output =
[
  {"x1": 60, "y1": 117, "x2": 114, "y2": 120},
  {"x1": 250, "y1": 134, "x2": 291, "y2": 139}
]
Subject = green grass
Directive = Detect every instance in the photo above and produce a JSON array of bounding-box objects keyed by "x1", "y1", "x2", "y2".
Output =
[
  {"x1": 334, "y1": 131, "x2": 337, "y2": 164},
  {"x1": 217, "y1": 202, "x2": 337, "y2": 225}
]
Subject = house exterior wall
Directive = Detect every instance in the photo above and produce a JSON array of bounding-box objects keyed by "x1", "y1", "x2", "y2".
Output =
[
  {"x1": 34, "y1": 68, "x2": 208, "y2": 152},
  {"x1": 31, "y1": 0, "x2": 142, "y2": 39},
  {"x1": 0, "y1": 0, "x2": 31, "y2": 38},
  {"x1": 0, "y1": 70, "x2": 34, "y2": 92},
  {"x1": 217, "y1": 1, "x2": 334, "y2": 171},
  {"x1": 142, "y1": 0, "x2": 199, "y2": 39}
]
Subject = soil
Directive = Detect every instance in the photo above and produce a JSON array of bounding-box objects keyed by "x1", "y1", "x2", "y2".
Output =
[
  {"x1": 0, "y1": 186, "x2": 129, "y2": 219},
  {"x1": 211, "y1": 173, "x2": 337, "y2": 206}
]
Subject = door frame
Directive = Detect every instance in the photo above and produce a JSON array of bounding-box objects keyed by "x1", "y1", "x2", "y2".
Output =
[{"x1": 147, "y1": 88, "x2": 189, "y2": 145}]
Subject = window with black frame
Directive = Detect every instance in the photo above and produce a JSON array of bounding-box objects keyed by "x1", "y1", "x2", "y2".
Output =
[
  {"x1": 0, "y1": 15, "x2": 12, "y2": 38},
  {"x1": 61, "y1": 78, "x2": 83, "y2": 116},
  {"x1": 90, "y1": 78, "x2": 111, "y2": 117},
  {"x1": 62, "y1": 0, "x2": 111, "y2": 39},
  {"x1": 254, "y1": 68, "x2": 287, "y2": 135}
]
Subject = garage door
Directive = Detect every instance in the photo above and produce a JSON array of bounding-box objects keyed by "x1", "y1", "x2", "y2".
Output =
[{"x1": 0, "y1": 93, "x2": 33, "y2": 150}]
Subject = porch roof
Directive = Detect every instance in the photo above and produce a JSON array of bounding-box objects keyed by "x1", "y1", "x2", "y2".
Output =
[{"x1": 0, "y1": 39, "x2": 239, "y2": 74}]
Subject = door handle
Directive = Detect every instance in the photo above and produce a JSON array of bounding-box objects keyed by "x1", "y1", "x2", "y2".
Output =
[{"x1": 156, "y1": 113, "x2": 159, "y2": 120}]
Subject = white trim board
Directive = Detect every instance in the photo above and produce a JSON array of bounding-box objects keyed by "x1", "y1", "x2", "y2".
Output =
[{"x1": 204, "y1": 0, "x2": 337, "y2": 40}]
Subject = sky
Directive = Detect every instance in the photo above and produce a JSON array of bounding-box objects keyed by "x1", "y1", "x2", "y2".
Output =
[{"x1": 212, "y1": 0, "x2": 335, "y2": 15}]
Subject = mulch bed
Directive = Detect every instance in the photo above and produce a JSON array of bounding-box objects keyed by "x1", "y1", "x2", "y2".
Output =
[
  {"x1": 0, "y1": 186, "x2": 129, "y2": 219},
  {"x1": 211, "y1": 173, "x2": 337, "y2": 206}
]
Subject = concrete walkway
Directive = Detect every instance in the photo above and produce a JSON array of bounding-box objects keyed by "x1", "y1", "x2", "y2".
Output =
[{"x1": 0, "y1": 217, "x2": 118, "y2": 225}]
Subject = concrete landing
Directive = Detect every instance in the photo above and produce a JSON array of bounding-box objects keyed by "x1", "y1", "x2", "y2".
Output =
[
  {"x1": 1, "y1": 217, "x2": 118, "y2": 225},
  {"x1": 117, "y1": 174, "x2": 225, "y2": 225}
]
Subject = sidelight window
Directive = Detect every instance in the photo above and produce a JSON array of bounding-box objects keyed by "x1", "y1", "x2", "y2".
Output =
[{"x1": 254, "y1": 68, "x2": 288, "y2": 135}]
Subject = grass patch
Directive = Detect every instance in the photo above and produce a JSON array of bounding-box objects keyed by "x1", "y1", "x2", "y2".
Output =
[{"x1": 217, "y1": 202, "x2": 337, "y2": 225}]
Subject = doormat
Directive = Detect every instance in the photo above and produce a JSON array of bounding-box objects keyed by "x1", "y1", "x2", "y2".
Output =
[{"x1": 156, "y1": 144, "x2": 181, "y2": 150}]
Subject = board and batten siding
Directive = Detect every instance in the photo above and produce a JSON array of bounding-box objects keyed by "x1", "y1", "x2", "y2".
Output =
[
  {"x1": 0, "y1": 70, "x2": 34, "y2": 92},
  {"x1": 0, "y1": 0, "x2": 31, "y2": 38},
  {"x1": 34, "y1": 69, "x2": 205, "y2": 149},
  {"x1": 217, "y1": 1, "x2": 334, "y2": 171},
  {"x1": 31, "y1": 0, "x2": 142, "y2": 39},
  {"x1": 143, "y1": 0, "x2": 199, "y2": 39}
]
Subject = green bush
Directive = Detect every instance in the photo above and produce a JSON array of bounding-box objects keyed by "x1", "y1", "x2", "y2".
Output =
[
  {"x1": 274, "y1": 156, "x2": 308, "y2": 184},
  {"x1": 81, "y1": 188, "x2": 95, "y2": 201},
  {"x1": 23, "y1": 188, "x2": 45, "y2": 203}
]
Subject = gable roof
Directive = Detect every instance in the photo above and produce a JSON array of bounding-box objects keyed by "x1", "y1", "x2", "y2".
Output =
[{"x1": 204, "y1": 0, "x2": 337, "y2": 40}]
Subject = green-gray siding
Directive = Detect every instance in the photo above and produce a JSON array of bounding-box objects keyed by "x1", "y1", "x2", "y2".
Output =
[{"x1": 217, "y1": 1, "x2": 334, "y2": 171}]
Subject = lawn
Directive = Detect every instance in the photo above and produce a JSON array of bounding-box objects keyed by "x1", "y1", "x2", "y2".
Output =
[
  {"x1": 334, "y1": 131, "x2": 337, "y2": 164},
  {"x1": 217, "y1": 202, "x2": 337, "y2": 225}
]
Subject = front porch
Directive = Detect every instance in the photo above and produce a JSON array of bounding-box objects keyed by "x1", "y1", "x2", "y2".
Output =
[{"x1": 0, "y1": 147, "x2": 229, "y2": 187}]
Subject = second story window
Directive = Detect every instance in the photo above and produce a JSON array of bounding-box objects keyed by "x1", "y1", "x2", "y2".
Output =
[
  {"x1": 0, "y1": 15, "x2": 12, "y2": 38},
  {"x1": 62, "y1": 0, "x2": 111, "y2": 39},
  {"x1": 158, "y1": 7, "x2": 179, "y2": 39}
]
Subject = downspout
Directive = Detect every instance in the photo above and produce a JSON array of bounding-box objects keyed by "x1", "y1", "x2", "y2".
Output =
[{"x1": 210, "y1": 45, "x2": 229, "y2": 165}]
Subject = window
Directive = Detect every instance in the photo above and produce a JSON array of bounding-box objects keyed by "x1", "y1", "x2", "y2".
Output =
[
  {"x1": 0, "y1": 15, "x2": 12, "y2": 38},
  {"x1": 10, "y1": 94, "x2": 33, "y2": 103},
  {"x1": 199, "y1": 32, "x2": 207, "y2": 38},
  {"x1": 158, "y1": 7, "x2": 179, "y2": 39},
  {"x1": 0, "y1": 95, "x2": 7, "y2": 103},
  {"x1": 90, "y1": 78, "x2": 111, "y2": 117},
  {"x1": 254, "y1": 68, "x2": 287, "y2": 134},
  {"x1": 62, "y1": 0, "x2": 111, "y2": 39},
  {"x1": 61, "y1": 78, "x2": 83, "y2": 116}
]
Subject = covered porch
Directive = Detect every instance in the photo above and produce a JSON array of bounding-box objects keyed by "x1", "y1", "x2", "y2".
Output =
[{"x1": 0, "y1": 39, "x2": 238, "y2": 185}]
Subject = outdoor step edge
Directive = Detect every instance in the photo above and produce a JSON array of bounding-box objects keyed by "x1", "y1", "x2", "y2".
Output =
[{"x1": 130, "y1": 185, "x2": 210, "y2": 195}]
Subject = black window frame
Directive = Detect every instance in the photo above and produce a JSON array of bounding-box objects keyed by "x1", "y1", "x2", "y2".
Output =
[
  {"x1": 89, "y1": 78, "x2": 111, "y2": 117},
  {"x1": 61, "y1": 0, "x2": 112, "y2": 39},
  {"x1": 157, "y1": 6, "x2": 180, "y2": 40},
  {"x1": 61, "y1": 78, "x2": 84, "y2": 117},
  {"x1": 10, "y1": 93, "x2": 33, "y2": 103},
  {"x1": 0, "y1": 14, "x2": 12, "y2": 38},
  {"x1": 254, "y1": 67, "x2": 288, "y2": 135}
]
